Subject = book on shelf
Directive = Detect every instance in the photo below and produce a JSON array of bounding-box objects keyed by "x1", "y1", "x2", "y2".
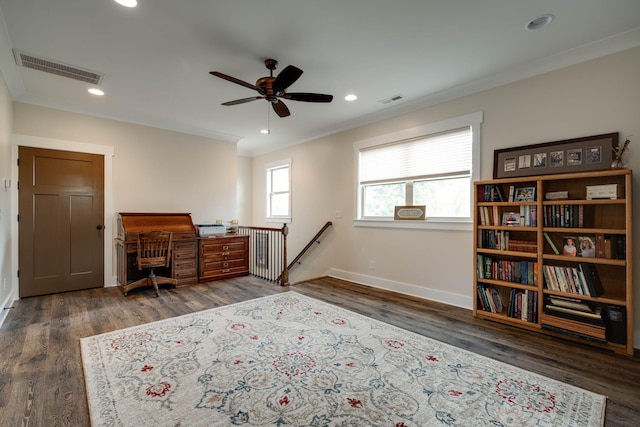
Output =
[
  {"x1": 543, "y1": 204, "x2": 584, "y2": 228},
  {"x1": 477, "y1": 254, "x2": 536, "y2": 285},
  {"x1": 544, "y1": 304, "x2": 604, "y2": 324},
  {"x1": 541, "y1": 323, "x2": 607, "y2": 343},
  {"x1": 547, "y1": 295, "x2": 593, "y2": 312},
  {"x1": 595, "y1": 234, "x2": 605, "y2": 258},
  {"x1": 543, "y1": 232, "x2": 560, "y2": 255},
  {"x1": 601, "y1": 234, "x2": 626, "y2": 260},
  {"x1": 482, "y1": 184, "x2": 508, "y2": 202},
  {"x1": 578, "y1": 262, "x2": 604, "y2": 297},
  {"x1": 543, "y1": 264, "x2": 593, "y2": 296},
  {"x1": 507, "y1": 289, "x2": 537, "y2": 322},
  {"x1": 476, "y1": 285, "x2": 503, "y2": 314}
]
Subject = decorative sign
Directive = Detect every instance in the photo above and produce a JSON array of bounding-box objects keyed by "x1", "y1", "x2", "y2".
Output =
[{"x1": 394, "y1": 205, "x2": 426, "y2": 220}]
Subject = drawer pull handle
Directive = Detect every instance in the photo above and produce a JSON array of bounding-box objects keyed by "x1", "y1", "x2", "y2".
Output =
[
  {"x1": 222, "y1": 269, "x2": 230, "y2": 273},
  {"x1": 223, "y1": 262, "x2": 229, "y2": 267},
  {"x1": 222, "y1": 251, "x2": 230, "y2": 255},
  {"x1": 223, "y1": 245, "x2": 229, "y2": 250}
]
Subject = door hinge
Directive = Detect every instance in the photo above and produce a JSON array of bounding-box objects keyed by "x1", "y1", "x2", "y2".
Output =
[
  {"x1": 17, "y1": 270, "x2": 19, "y2": 278},
  {"x1": 16, "y1": 214, "x2": 19, "y2": 222},
  {"x1": 16, "y1": 158, "x2": 19, "y2": 166}
]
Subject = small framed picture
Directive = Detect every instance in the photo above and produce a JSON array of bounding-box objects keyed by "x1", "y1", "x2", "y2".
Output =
[
  {"x1": 562, "y1": 236, "x2": 578, "y2": 257},
  {"x1": 514, "y1": 186, "x2": 536, "y2": 202},
  {"x1": 502, "y1": 211, "x2": 521, "y2": 226},
  {"x1": 578, "y1": 236, "x2": 596, "y2": 257}
]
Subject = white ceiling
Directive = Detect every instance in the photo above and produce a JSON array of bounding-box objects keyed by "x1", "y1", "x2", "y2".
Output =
[{"x1": 0, "y1": 1, "x2": 639, "y2": 156}]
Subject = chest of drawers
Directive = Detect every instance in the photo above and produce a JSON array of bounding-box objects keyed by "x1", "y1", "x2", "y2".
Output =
[{"x1": 198, "y1": 235, "x2": 249, "y2": 282}]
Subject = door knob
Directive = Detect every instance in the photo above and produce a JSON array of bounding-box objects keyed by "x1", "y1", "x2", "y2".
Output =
[{"x1": 96, "y1": 225, "x2": 104, "y2": 230}]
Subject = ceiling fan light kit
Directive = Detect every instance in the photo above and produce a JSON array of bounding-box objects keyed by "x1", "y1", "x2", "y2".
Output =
[{"x1": 210, "y1": 59, "x2": 333, "y2": 118}]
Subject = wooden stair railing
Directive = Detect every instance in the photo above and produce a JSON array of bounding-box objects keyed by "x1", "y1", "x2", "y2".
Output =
[
  {"x1": 286, "y1": 221, "x2": 333, "y2": 273},
  {"x1": 239, "y1": 221, "x2": 333, "y2": 286}
]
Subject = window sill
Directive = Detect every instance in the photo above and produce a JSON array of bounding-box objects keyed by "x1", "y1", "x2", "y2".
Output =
[
  {"x1": 353, "y1": 218, "x2": 472, "y2": 231},
  {"x1": 266, "y1": 217, "x2": 292, "y2": 224}
]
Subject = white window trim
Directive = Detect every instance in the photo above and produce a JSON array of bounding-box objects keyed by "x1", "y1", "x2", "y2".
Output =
[
  {"x1": 265, "y1": 158, "x2": 292, "y2": 223},
  {"x1": 353, "y1": 111, "x2": 482, "y2": 231}
]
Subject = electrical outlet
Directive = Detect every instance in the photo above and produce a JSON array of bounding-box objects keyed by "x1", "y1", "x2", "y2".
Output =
[
  {"x1": 334, "y1": 210, "x2": 342, "y2": 219},
  {"x1": 369, "y1": 260, "x2": 375, "y2": 270}
]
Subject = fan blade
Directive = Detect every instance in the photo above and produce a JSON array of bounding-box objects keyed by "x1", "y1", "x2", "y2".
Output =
[
  {"x1": 221, "y1": 96, "x2": 263, "y2": 106},
  {"x1": 272, "y1": 100, "x2": 291, "y2": 117},
  {"x1": 273, "y1": 65, "x2": 303, "y2": 92},
  {"x1": 284, "y1": 93, "x2": 333, "y2": 103},
  {"x1": 210, "y1": 71, "x2": 264, "y2": 94}
]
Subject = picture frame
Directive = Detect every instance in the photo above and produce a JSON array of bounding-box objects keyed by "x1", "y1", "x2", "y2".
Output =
[
  {"x1": 562, "y1": 236, "x2": 578, "y2": 257},
  {"x1": 578, "y1": 235, "x2": 596, "y2": 258},
  {"x1": 493, "y1": 133, "x2": 617, "y2": 179},
  {"x1": 514, "y1": 186, "x2": 536, "y2": 202},
  {"x1": 501, "y1": 211, "x2": 520, "y2": 226}
]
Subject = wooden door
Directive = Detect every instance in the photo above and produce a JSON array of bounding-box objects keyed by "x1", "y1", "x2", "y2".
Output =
[{"x1": 18, "y1": 147, "x2": 104, "y2": 297}]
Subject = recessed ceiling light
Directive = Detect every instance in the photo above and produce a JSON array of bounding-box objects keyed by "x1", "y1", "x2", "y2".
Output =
[
  {"x1": 88, "y1": 88, "x2": 104, "y2": 96},
  {"x1": 260, "y1": 129, "x2": 270, "y2": 134},
  {"x1": 526, "y1": 14, "x2": 554, "y2": 31},
  {"x1": 345, "y1": 94, "x2": 357, "y2": 102},
  {"x1": 115, "y1": 0, "x2": 137, "y2": 7}
]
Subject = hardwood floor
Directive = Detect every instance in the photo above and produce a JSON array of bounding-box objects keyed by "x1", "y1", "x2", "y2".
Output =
[{"x1": 0, "y1": 276, "x2": 638, "y2": 426}]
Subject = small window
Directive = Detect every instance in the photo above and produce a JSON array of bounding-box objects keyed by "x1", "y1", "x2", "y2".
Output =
[
  {"x1": 354, "y1": 112, "x2": 482, "y2": 228},
  {"x1": 266, "y1": 159, "x2": 291, "y2": 222}
]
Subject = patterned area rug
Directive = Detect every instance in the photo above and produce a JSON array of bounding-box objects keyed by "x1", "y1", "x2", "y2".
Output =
[{"x1": 80, "y1": 292, "x2": 606, "y2": 426}]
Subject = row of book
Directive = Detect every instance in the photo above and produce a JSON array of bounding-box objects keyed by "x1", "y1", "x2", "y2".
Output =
[
  {"x1": 542, "y1": 262, "x2": 603, "y2": 297},
  {"x1": 478, "y1": 230, "x2": 538, "y2": 252},
  {"x1": 476, "y1": 255, "x2": 537, "y2": 285},
  {"x1": 480, "y1": 184, "x2": 508, "y2": 202},
  {"x1": 542, "y1": 295, "x2": 606, "y2": 342},
  {"x1": 476, "y1": 285, "x2": 538, "y2": 322},
  {"x1": 477, "y1": 285, "x2": 503, "y2": 313},
  {"x1": 508, "y1": 288, "x2": 538, "y2": 322},
  {"x1": 542, "y1": 204, "x2": 584, "y2": 228},
  {"x1": 598, "y1": 234, "x2": 626, "y2": 260}
]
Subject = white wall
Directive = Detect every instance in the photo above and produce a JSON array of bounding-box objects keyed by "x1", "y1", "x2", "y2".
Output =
[
  {"x1": 11, "y1": 103, "x2": 239, "y2": 286},
  {"x1": 250, "y1": 46, "x2": 640, "y2": 347},
  {"x1": 0, "y1": 67, "x2": 13, "y2": 323}
]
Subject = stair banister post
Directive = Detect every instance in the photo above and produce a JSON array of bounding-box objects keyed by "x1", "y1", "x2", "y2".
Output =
[{"x1": 281, "y1": 223, "x2": 289, "y2": 286}]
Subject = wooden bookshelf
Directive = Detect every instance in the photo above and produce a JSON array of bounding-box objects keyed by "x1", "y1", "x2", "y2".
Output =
[{"x1": 473, "y1": 169, "x2": 634, "y2": 356}]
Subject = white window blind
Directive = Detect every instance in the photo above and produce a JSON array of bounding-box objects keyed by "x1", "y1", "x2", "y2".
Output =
[{"x1": 359, "y1": 127, "x2": 471, "y2": 184}]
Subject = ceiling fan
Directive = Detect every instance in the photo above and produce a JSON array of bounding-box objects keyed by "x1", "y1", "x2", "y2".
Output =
[{"x1": 210, "y1": 59, "x2": 333, "y2": 118}]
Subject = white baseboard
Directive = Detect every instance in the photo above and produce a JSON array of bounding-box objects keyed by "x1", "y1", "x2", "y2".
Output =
[
  {"x1": 325, "y1": 268, "x2": 473, "y2": 310},
  {"x1": 325, "y1": 268, "x2": 640, "y2": 351},
  {"x1": 0, "y1": 289, "x2": 16, "y2": 329}
]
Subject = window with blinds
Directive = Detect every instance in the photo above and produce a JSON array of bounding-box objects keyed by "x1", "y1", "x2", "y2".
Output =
[{"x1": 358, "y1": 127, "x2": 473, "y2": 219}]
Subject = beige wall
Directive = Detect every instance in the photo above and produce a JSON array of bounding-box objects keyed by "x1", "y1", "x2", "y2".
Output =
[
  {"x1": 11, "y1": 104, "x2": 239, "y2": 284},
  {"x1": 250, "y1": 46, "x2": 640, "y2": 347},
  {"x1": 0, "y1": 69, "x2": 12, "y2": 316}
]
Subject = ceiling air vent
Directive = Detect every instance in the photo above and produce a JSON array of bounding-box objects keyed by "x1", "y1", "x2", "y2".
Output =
[
  {"x1": 13, "y1": 49, "x2": 103, "y2": 85},
  {"x1": 379, "y1": 94, "x2": 404, "y2": 104}
]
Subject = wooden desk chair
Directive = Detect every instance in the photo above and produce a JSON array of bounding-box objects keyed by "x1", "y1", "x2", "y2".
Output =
[{"x1": 123, "y1": 230, "x2": 178, "y2": 297}]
